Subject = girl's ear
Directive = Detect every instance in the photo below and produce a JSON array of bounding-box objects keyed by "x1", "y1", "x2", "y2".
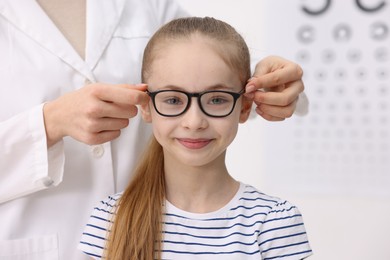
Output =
[
  {"x1": 239, "y1": 96, "x2": 253, "y2": 123},
  {"x1": 141, "y1": 101, "x2": 152, "y2": 123}
]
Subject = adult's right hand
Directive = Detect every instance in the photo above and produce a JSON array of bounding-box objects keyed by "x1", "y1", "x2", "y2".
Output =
[{"x1": 43, "y1": 83, "x2": 149, "y2": 147}]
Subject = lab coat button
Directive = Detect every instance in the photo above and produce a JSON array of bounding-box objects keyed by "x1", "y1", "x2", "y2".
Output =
[
  {"x1": 91, "y1": 145, "x2": 104, "y2": 158},
  {"x1": 85, "y1": 79, "x2": 92, "y2": 85},
  {"x1": 42, "y1": 177, "x2": 54, "y2": 187}
]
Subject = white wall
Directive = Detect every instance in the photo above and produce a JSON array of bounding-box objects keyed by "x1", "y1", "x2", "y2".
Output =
[{"x1": 178, "y1": 1, "x2": 390, "y2": 260}]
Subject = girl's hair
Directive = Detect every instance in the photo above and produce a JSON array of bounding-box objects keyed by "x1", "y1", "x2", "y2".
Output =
[
  {"x1": 105, "y1": 17, "x2": 251, "y2": 260},
  {"x1": 104, "y1": 137, "x2": 164, "y2": 259},
  {"x1": 142, "y1": 16, "x2": 251, "y2": 85}
]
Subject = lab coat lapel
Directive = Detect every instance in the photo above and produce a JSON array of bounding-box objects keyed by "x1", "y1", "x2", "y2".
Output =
[
  {"x1": 0, "y1": 0, "x2": 95, "y2": 81},
  {"x1": 85, "y1": 0, "x2": 126, "y2": 72}
]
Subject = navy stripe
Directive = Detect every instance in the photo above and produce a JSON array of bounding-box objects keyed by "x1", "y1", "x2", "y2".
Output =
[
  {"x1": 275, "y1": 200, "x2": 288, "y2": 207},
  {"x1": 165, "y1": 214, "x2": 302, "y2": 231},
  {"x1": 262, "y1": 240, "x2": 310, "y2": 253},
  {"x1": 260, "y1": 223, "x2": 305, "y2": 236},
  {"x1": 108, "y1": 195, "x2": 119, "y2": 201},
  {"x1": 263, "y1": 249, "x2": 313, "y2": 260},
  {"x1": 82, "y1": 251, "x2": 102, "y2": 258},
  {"x1": 263, "y1": 214, "x2": 302, "y2": 225},
  {"x1": 91, "y1": 214, "x2": 112, "y2": 223},
  {"x1": 86, "y1": 223, "x2": 108, "y2": 231},
  {"x1": 82, "y1": 232, "x2": 106, "y2": 241},
  {"x1": 243, "y1": 189, "x2": 265, "y2": 195},
  {"x1": 259, "y1": 232, "x2": 307, "y2": 247},
  {"x1": 229, "y1": 204, "x2": 272, "y2": 211},
  {"x1": 79, "y1": 241, "x2": 104, "y2": 250},
  {"x1": 93, "y1": 207, "x2": 114, "y2": 215},
  {"x1": 161, "y1": 249, "x2": 260, "y2": 256},
  {"x1": 268, "y1": 205, "x2": 297, "y2": 214},
  {"x1": 165, "y1": 211, "x2": 267, "y2": 221},
  {"x1": 239, "y1": 197, "x2": 278, "y2": 203},
  {"x1": 163, "y1": 230, "x2": 259, "y2": 240},
  {"x1": 163, "y1": 239, "x2": 257, "y2": 247},
  {"x1": 100, "y1": 200, "x2": 116, "y2": 208},
  {"x1": 164, "y1": 220, "x2": 265, "y2": 230}
]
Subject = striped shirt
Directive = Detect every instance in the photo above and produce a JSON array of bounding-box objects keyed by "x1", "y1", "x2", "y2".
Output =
[{"x1": 78, "y1": 183, "x2": 312, "y2": 259}]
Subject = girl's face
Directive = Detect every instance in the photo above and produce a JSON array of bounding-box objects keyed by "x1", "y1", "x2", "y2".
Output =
[{"x1": 142, "y1": 36, "x2": 252, "y2": 168}]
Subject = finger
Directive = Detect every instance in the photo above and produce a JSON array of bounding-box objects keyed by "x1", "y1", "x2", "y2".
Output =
[
  {"x1": 82, "y1": 117, "x2": 130, "y2": 133},
  {"x1": 95, "y1": 130, "x2": 122, "y2": 144},
  {"x1": 253, "y1": 56, "x2": 302, "y2": 78},
  {"x1": 101, "y1": 102, "x2": 139, "y2": 119},
  {"x1": 255, "y1": 107, "x2": 286, "y2": 122},
  {"x1": 98, "y1": 118, "x2": 130, "y2": 131},
  {"x1": 93, "y1": 84, "x2": 149, "y2": 105},
  {"x1": 255, "y1": 98, "x2": 298, "y2": 119},
  {"x1": 84, "y1": 99, "x2": 139, "y2": 119},
  {"x1": 253, "y1": 55, "x2": 288, "y2": 76},
  {"x1": 80, "y1": 130, "x2": 122, "y2": 145},
  {"x1": 252, "y1": 80, "x2": 303, "y2": 106},
  {"x1": 246, "y1": 63, "x2": 303, "y2": 91}
]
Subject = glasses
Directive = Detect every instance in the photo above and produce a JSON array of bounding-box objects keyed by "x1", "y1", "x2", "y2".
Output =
[{"x1": 147, "y1": 89, "x2": 245, "y2": 118}]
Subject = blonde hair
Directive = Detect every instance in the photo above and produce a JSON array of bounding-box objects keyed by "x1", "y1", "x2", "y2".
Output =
[
  {"x1": 105, "y1": 137, "x2": 164, "y2": 259},
  {"x1": 105, "y1": 17, "x2": 251, "y2": 259},
  {"x1": 142, "y1": 16, "x2": 251, "y2": 84}
]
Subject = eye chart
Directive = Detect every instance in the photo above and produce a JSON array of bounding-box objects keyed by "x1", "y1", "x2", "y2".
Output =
[{"x1": 257, "y1": 0, "x2": 389, "y2": 197}]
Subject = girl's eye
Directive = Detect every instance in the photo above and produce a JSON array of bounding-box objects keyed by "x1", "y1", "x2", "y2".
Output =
[
  {"x1": 209, "y1": 96, "x2": 229, "y2": 105},
  {"x1": 164, "y1": 97, "x2": 183, "y2": 105}
]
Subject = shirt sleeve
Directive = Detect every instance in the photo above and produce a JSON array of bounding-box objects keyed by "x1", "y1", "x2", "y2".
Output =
[
  {"x1": 258, "y1": 200, "x2": 313, "y2": 260},
  {"x1": 0, "y1": 104, "x2": 64, "y2": 204},
  {"x1": 78, "y1": 194, "x2": 120, "y2": 259}
]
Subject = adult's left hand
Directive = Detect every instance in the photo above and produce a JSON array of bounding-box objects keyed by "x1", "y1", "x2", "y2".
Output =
[{"x1": 244, "y1": 55, "x2": 306, "y2": 121}]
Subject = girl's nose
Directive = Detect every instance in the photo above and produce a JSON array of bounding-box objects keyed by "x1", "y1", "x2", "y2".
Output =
[{"x1": 180, "y1": 98, "x2": 208, "y2": 130}]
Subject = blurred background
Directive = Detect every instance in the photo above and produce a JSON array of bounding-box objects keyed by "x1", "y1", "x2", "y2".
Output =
[{"x1": 179, "y1": 1, "x2": 390, "y2": 259}]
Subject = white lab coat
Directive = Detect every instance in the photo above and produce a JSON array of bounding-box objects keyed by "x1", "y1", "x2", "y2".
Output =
[{"x1": 0, "y1": 0, "x2": 187, "y2": 259}]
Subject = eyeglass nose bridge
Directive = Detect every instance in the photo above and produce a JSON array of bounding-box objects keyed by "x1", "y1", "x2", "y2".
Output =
[{"x1": 181, "y1": 92, "x2": 205, "y2": 116}]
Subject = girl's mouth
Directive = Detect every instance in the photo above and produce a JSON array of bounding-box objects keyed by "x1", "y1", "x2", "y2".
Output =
[{"x1": 177, "y1": 138, "x2": 213, "y2": 149}]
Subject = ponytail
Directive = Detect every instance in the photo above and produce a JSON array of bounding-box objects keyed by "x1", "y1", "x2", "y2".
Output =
[{"x1": 105, "y1": 136, "x2": 165, "y2": 260}]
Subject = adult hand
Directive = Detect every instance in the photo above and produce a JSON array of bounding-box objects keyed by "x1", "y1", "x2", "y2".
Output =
[
  {"x1": 43, "y1": 83, "x2": 149, "y2": 147},
  {"x1": 244, "y1": 56, "x2": 305, "y2": 121}
]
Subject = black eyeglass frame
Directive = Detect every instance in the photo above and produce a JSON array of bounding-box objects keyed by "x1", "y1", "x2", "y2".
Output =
[{"x1": 146, "y1": 88, "x2": 245, "y2": 118}]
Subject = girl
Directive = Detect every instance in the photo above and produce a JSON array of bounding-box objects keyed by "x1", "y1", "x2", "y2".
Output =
[{"x1": 79, "y1": 17, "x2": 312, "y2": 260}]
